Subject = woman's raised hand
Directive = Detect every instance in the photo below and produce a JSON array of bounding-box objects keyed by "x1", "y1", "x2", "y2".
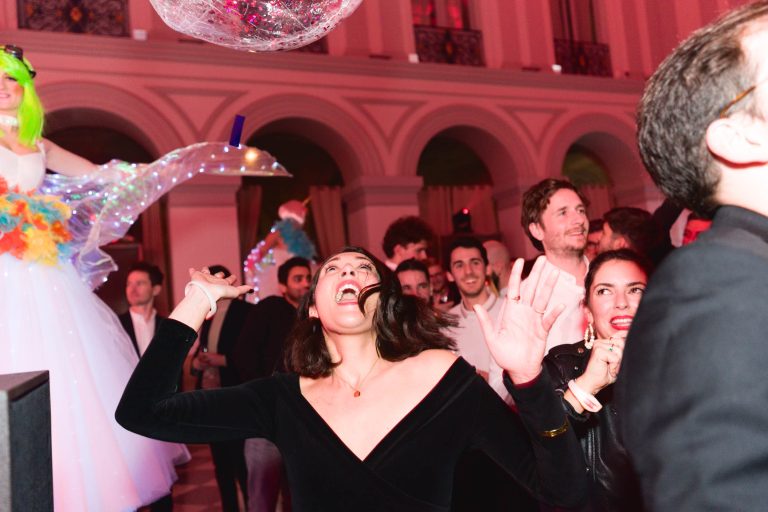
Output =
[
  {"x1": 475, "y1": 256, "x2": 565, "y2": 385},
  {"x1": 576, "y1": 335, "x2": 625, "y2": 395},
  {"x1": 169, "y1": 268, "x2": 252, "y2": 331},
  {"x1": 188, "y1": 267, "x2": 252, "y2": 301}
]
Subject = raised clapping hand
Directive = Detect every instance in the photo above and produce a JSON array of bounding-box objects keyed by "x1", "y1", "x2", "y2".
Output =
[
  {"x1": 576, "y1": 335, "x2": 625, "y2": 394},
  {"x1": 475, "y1": 256, "x2": 565, "y2": 385}
]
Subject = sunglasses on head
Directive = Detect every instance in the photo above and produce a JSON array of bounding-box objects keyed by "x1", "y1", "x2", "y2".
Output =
[{"x1": 2, "y1": 44, "x2": 36, "y2": 78}]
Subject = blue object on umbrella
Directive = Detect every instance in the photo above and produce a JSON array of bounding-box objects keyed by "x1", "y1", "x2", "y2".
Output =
[{"x1": 229, "y1": 115, "x2": 245, "y2": 147}]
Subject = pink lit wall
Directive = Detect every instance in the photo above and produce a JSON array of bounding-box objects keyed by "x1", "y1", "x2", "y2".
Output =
[{"x1": 0, "y1": 0, "x2": 749, "y2": 297}]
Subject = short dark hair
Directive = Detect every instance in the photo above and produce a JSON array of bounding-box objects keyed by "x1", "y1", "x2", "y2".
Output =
[
  {"x1": 588, "y1": 218, "x2": 604, "y2": 234},
  {"x1": 603, "y1": 207, "x2": 662, "y2": 257},
  {"x1": 637, "y1": 2, "x2": 768, "y2": 215},
  {"x1": 521, "y1": 179, "x2": 587, "y2": 251},
  {"x1": 584, "y1": 249, "x2": 653, "y2": 307},
  {"x1": 448, "y1": 236, "x2": 488, "y2": 266},
  {"x1": 128, "y1": 261, "x2": 164, "y2": 287},
  {"x1": 394, "y1": 258, "x2": 429, "y2": 282},
  {"x1": 207, "y1": 265, "x2": 231, "y2": 278},
  {"x1": 285, "y1": 246, "x2": 456, "y2": 377},
  {"x1": 278, "y1": 257, "x2": 311, "y2": 285},
  {"x1": 382, "y1": 216, "x2": 435, "y2": 258}
]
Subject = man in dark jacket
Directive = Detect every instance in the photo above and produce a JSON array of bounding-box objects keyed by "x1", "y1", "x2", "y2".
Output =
[
  {"x1": 119, "y1": 261, "x2": 173, "y2": 510},
  {"x1": 616, "y1": 3, "x2": 768, "y2": 511},
  {"x1": 232, "y1": 256, "x2": 311, "y2": 512},
  {"x1": 193, "y1": 264, "x2": 260, "y2": 511},
  {"x1": 118, "y1": 261, "x2": 166, "y2": 357}
]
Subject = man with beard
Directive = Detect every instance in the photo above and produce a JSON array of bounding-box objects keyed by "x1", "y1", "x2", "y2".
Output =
[{"x1": 519, "y1": 179, "x2": 589, "y2": 353}]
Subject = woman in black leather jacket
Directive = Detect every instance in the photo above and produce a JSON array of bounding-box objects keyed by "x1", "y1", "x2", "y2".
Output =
[{"x1": 544, "y1": 249, "x2": 651, "y2": 512}]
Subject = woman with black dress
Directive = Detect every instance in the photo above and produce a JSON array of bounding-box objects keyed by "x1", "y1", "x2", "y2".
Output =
[{"x1": 117, "y1": 246, "x2": 588, "y2": 511}]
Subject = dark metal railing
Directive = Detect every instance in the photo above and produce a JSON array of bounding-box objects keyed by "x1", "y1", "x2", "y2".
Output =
[
  {"x1": 413, "y1": 25, "x2": 484, "y2": 66},
  {"x1": 17, "y1": 0, "x2": 129, "y2": 36},
  {"x1": 554, "y1": 38, "x2": 612, "y2": 77}
]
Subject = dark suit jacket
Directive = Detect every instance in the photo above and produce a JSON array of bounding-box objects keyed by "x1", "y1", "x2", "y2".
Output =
[
  {"x1": 230, "y1": 295, "x2": 297, "y2": 383},
  {"x1": 616, "y1": 206, "x2": 768, "y2": 511},
  {"x1": 198, "y1": 298, "x2": 258, "y2": 387},
  {"x1": 118, "y1": 310, "x2": 166, "y2": 357}
]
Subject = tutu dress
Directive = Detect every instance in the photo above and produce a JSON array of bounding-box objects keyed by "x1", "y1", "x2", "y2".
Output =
[
  {"x1": 0, "y1": 141, "x2": 286, "y2": 511},
  {"x1": 0, "y1": 145, "x2": 190, "y2": 511}
]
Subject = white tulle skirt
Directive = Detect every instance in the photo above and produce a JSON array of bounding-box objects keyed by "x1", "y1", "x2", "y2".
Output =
[{"x1": 0, "y1": 253, "x2": 189, "y2": 511}]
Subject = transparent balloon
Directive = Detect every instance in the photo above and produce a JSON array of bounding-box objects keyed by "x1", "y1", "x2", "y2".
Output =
[{"x1": 149, "y1": 0, "x2": 363, "y2": 52}]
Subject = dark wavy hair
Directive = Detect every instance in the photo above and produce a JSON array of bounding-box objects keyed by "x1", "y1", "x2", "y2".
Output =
[
  {"x1": 382, "y1": 216, "x2": 435, "y2": 258},
  {"x1": 583, "y1": 249, "x2": 653, "y2": 307},
  {"x1": 603, "y1": 207, "x2": 662, "y2": 257},
  {"x1": 128, "y1": 261, "x2": 164, "y2": 287},
  {"x1": 285, "y1": 246, "x2": 457, "y2": 377}
]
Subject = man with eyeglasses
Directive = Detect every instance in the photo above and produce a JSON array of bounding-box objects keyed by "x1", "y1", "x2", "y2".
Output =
[{"x1": 616, "y1": 2, "x2": 768, "y2": 511}]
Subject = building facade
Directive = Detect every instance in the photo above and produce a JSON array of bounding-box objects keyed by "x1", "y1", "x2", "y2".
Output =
[{"x1": 0, "y1": 0, "x2": 743, "y2": 301}]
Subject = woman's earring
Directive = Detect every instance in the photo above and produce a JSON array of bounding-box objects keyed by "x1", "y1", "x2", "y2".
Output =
[{"x1": 584, "y1": 324, "x2": 595, "y2": 350}]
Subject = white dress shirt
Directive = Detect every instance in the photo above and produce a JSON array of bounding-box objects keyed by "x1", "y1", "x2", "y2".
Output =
[
  {"x1": 129, "y1": 309, "x2": 157, "y2": 356},
  {"x1": 520, "y1": 257, "x2": 587, "y2": 353},
  {"x1": 447, "y1": 290, "x2": 502, "y2": 377}
]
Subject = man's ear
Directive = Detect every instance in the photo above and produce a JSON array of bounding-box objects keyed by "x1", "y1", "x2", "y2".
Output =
[
  {"x1": 278, "y1": 283, "x2": 287, "y2": 296},
  {"x1": 706, "y1": 117, "x2": 768, "y2": 165},
  {"x1": 446, "y1": 270, "x2": 455, "y2": 283},
  {"x1": 613, "y1": 236, "x2": 630, "y2": 250},
  {"x1": 392, "y1": 244, "x2": 406, "y2": 260},
  {"x1": 151, "y1": 285, "x2": 162, "y2": 298},
  {"x1": 529, "y1": 222, "x2": 545, "y2": 243},
  {"x1": 308, "y1": 305, "x2": 318, "y2": 318}
]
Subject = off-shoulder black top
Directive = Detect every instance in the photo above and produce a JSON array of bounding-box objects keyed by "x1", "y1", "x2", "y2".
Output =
[{"x1": 116, "y1": 319, "x2": 587, "y2": 511}]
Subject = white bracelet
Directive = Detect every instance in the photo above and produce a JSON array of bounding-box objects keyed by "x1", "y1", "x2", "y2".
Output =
[
  {"x1": 184, "y1": 281, "x2": 217, "y2": 317},
  {"x1": 567, "y1": 379, "x2": 602, "y2": 412}
]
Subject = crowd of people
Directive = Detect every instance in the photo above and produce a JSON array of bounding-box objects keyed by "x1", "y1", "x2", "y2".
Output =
[{"x1": 3, "y1": 1, "x2": 768, "y2": 511}]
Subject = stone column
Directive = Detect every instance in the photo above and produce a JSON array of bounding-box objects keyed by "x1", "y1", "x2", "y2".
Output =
[
  {"x1": 494, "y1": 185, "x2": 537, "y2": 260},
  {"x1": 166, "y1": 175, "x2": 242, "y2": 303},
  {"x1": 343, "y1": 175, "x2": 423, "y2": 261}
]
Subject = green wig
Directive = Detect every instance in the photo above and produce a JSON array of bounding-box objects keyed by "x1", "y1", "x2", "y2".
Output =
[{"x1": 0, "y1": 49, "x2": 44, "y2": 146}]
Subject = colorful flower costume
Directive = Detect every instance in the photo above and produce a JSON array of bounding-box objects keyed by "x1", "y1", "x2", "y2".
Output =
[
  {"x1": 0, "y1": 142, "x2": 284, "y2": 510},
  {"x1": 0, "y1": 145, "x2": 192, "y2": 511}
]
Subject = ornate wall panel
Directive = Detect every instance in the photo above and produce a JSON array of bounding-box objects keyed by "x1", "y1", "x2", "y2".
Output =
[{"x1": 17, "y1": 0, "x2": 129, "y2": 36}]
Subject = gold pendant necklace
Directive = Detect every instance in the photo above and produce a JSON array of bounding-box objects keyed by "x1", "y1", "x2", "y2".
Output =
[{"x1": 334, "y1": 357, "x2": 380, "y2": 398}]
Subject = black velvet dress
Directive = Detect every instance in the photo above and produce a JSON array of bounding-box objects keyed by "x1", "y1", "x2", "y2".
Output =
[{"x1": 116, "y1": 319, "x2": 588, "y2": 511}]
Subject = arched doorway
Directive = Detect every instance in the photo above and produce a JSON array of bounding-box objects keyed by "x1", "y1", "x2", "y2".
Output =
[
  {"x1": 245, "y1": 125, "x2": 345, "y2": 261},
  {"x1": 417, "y1": 132, "x2": 498, "y2": 264},
  {"x1": 417, "y1": 132, "x2": 497, "y2": 236}
]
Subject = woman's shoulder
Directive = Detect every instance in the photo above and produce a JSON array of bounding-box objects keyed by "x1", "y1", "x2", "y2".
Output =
[
  {"x1": 395, "y1": 349, "x2": 479, "y2": 391},
  {"x1": 406, "y1": 349, "x2": 459, "y2": 375}
]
